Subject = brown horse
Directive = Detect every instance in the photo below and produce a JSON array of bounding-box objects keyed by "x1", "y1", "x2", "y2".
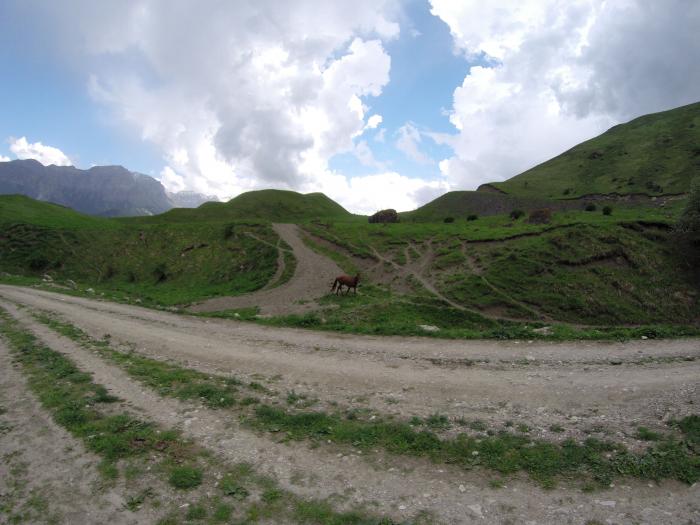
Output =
[{"x1": 331, "y1": 273, "x2": 360, "y2": 295}]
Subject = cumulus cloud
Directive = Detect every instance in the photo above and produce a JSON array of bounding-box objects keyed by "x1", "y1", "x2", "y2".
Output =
[
  {"x1": 430, "y1": 0, "x2": 700, "y2": 189},
  {"x1": 395, "y1": 122, "x2": 432, "y2": 164},
  {"x1": 13, "y1": 0, "x2": 404, "y2": 211},
  {"x1": 9, "y1": 137, "x2": 72, "y2": 166},
  {"x1": 315, "y1": 171, "x2": 448, "y2": 214},
  {"x1": 0, "y1": 155, "x2": 10, "y2": 162}
]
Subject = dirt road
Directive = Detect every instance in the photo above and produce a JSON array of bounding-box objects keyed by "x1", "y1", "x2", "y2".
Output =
[
  {"x1": 189, "y1": 223, "x2": 342, "y2": 315},
  {"x1": 1, "y1": 284, "x2": 699, "y2": 523}
]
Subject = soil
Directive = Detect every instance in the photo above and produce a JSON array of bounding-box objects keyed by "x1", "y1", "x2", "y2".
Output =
[{"x1": 1, "y1": 285, "x2": 699, "y2": 523}]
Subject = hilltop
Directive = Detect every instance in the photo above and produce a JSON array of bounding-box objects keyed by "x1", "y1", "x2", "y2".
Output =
[
  {"x1": 489, "y1": 101, "x2": 700, "y2": 199},
  {"x1": 142, "y1": 189, "x2": 351, "y2": 223}
]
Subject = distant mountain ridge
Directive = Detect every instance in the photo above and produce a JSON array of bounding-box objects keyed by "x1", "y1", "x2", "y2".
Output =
[{"x1": 0, "y1": 159, "x2": 217, "y2": 217}]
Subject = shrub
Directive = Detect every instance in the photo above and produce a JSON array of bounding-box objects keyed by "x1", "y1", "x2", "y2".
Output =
[
  {"x1": 602, "y1": 206, "x2": 613, "y2": 215},
  {"x1": 443, "y1": 217, "x2": 455, "y2": 223},
  {"x1": 369, "y1": 209, "x2": 399, "y2": 224},
  {"x1": 584, "y1": 203, "x2": 597, "y2": 212},
  {"x1": 509, "y1": 209, "x2": 525, "y2": 220},
  {"x1": 527, "y1": 208, "x2": 552, "y2": 224},
  {"x1": 467, "y1": 214, "x2": 478, "y2": 221}
]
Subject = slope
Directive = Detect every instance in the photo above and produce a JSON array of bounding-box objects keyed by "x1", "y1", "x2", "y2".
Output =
[
  {"x1": 140, "y1": 189, "x2": 351, "y2": 223},
  {"x1": 490, "y1": 101, "x2": 700, "y2": 199}
]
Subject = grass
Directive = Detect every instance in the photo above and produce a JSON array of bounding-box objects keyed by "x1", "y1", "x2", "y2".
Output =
[
  {"x1": 492, "y1": 101, "x2": 700, "y2": 198},
  {"x1": 169, "y1": 465, "x2": 203, "y2": 489},
  {"x1": 35, "y1": 309, "x2": 700, "y2": 489}
]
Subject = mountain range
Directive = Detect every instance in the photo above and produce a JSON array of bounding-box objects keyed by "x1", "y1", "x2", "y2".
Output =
[{"x1": 0, "y1": 159, "x2": 217, "y2": 216}]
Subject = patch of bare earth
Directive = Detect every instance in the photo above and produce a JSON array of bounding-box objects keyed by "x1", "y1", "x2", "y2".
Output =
[{"x1": 1, "y1": 287, "x2": 699, "y2": 524}]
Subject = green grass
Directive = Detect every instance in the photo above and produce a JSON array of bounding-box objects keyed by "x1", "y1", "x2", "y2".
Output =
[
  {"x1": 130, "y1": 189, "x2": 352, "y2": 224},
  {"x1": 0, "y1": 194, "x2": 118, "y2": 230},
  {"x1": 493, "y1": 101, "x2": 700, "y2": 198},
  {"x1": 35, "y1": 309, "x2": 700, "y2": 489},
  {"x1": 169, "y1": 465, "x2": 203, "y2": 489}
]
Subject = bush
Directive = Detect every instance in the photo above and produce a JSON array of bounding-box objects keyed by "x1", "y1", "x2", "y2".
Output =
[
  {"x1": 527, "y1": 208, "x2": 552, "y2": 224},
  {"x1": 584, "y1": 203, "x2": 597, "y2": 212},
  {"x1": 509, "y1": 209, "x2": 525, "y2": 220},
  {"x1": 467, "y1": 214, "x2": 478, "y2": 221},
  {"x1": 443, "y1": 217, "x2": 455, "y2": 223},
  {"x1": 602, "y1": 206, "x2": 613, "y2": 215},
  {"x1": 369, "y1": 209, "x2": 399, "y2": 224}
]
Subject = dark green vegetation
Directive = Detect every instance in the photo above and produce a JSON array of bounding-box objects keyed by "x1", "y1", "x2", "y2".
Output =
[
  {"x1": 492, "y1": 101, "x2": 700, "y2": 199},
  {"x1": 140, "y1": 189, "x2": 351, "y2": 223},
  {"x1": 1, "y1": 309, "x2": 403, "y2": 524},
  {"x1": 301, "y1": 203, "x2": 700, "y2": 332},
  {"x1": 0, "y1": 195, "x2": 279, "y2": 305},
  {"x1": 36, "y1": 311, "x2": 700, "y2": 489}
]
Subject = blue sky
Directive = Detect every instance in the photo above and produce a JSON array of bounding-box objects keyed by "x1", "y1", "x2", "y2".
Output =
[{"x1": 1, "y1": 0, "x2": 698, "y2": 213}]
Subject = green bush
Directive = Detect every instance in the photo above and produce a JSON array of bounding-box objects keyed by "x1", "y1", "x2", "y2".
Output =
[
  {"x1": 585, "y1": 203, "x2": 597, "y2": 212},
  {"x1": 509, "y1": 209, "x2": 525, "y2": 220},
  {"x1": 602, "y1": 206, "x2": 613, "y2": 215},
  {"x1": 467, "y1": 214, "x2": 478, "y2": 221},
  {"x1": 443, "y1": 217, "x2": 455, "y2": 223}
]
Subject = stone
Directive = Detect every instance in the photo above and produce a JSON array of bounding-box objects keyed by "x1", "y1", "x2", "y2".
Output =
[
  {"x1": 66, "y1": 279, "x2": 77, "y2": 289},
  {"x1": 459, "y1": 484, "x2": 466, "y2": 493},
  {"x1": 86, "y1": 288, "x2": 95, "y2": 293},
  {"x1": 419, "y1": 324, "x2": 440, "y2": 332},
  {"x1": 533, "y1": 326, "x2": 552, "y2": 335},
  {"x1": 467, "y1": 504, "x2": 484, "y2": 518}
]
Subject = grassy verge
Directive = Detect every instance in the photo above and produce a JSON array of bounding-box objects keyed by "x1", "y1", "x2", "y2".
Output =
[
  {"x1": 35, "y1": 311, "x2": 700, "y2": 489},
  {"x1": 0, "y1": 308, "x2": 407, "y2": 524}
]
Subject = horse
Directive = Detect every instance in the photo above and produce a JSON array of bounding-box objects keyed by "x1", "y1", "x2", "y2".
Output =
[{"x1": 331, "y1": 273, "x2": 360, "y2": 295}]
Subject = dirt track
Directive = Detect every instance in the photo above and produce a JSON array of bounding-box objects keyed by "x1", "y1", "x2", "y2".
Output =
[
  {"x1": 189, "y1": 223, "x2": 342, "y2": 315},
  {"x1": 2, "y1": 287, "x2": 700, "y2": 524}
]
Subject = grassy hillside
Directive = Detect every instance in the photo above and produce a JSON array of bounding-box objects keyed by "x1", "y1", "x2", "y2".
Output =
[
  {"x1": 403, "y1": 191, "x2": 578, "y2": 221},
  {"x1": 0, "y1": 195, "x2": 117, "y2": 230},
  {"x1": 300, "y1": 204, "x2": 699, "y2": 331},
  {"x1": 492, "y1": 101, "x2": 700, "y2": 199},
  {"x1": 0, "y1": 196, "x2": 280, "y2": 305},
  {"x1": 133, "y1": 189, "x2": 351, "y2": 223}
]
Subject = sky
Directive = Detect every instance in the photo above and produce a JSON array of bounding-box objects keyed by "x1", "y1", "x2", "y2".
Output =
[{"x1": 1, "y1": 0, "x2": 699, "y2": 214}]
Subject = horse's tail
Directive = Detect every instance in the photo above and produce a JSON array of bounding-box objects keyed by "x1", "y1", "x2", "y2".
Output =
[{"x1": 330, "y1": 278, "x2": 338, "y2": 292}]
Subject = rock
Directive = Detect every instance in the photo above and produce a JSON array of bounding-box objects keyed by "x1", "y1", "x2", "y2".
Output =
[
  {"x1": 641, "y1": 335, "x2": 648, "y2": 340},
  {"x1": 419, "y1": 324, "x2": 440, "y2": 333},
  {"x1": 86, "y1": 288, "x2": 95, "y2": 294},
  {"x1": 42, "y1": 273, "x2": 53, "y2": 282},
  {"x1": 459, "y1": 484, "x2": 466, "y2": 493},
  {"x1": 609, "y1": 359, "x2": 623, "y2": 365},
  {"x1": 467, "y1": 504, "x2": 484, "y2": 518},
  {"x1": 66, "y1": 279, "x2": 77, "y2": 289},
  {"x1": 533, "y1": 326, "x2": 552, "y2": 335},
  {"x1": 597, "y1": 500, "x2": 617, "y2": 508}
]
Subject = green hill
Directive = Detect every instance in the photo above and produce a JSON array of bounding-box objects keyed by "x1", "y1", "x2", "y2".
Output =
[
  {"x1": 403, "y1": 191, "x2": 572, "y2": 221},
  {"x1": 137, "y1": 189, "x2": 351, "y2": 223},
  {"x1": 491, "y1": 101, "x2": 700, "y2": 199},
  {"x1": 0, "y1": 195, "x2": 117, "y2": 230}
]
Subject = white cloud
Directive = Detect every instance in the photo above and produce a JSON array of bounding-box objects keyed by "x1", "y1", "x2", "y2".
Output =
[
  {"x1": 19, "y1": 1, "x2": 403, "y2": 208},
  {"x1": 374, "y1": 128, "x2": 386, "y2": 143},
  {"x1": 353, "y1": 140, "x2": 386, "y2": 170},
  {"x1": 365, "y1": 114, "x2": 383, "y2": 129},
  {"x1": 395, "y1": 122, "x2": 432, "y2": 164},
  {"x1": 316, "y1": 171, "x2": 449, "y2": 214},
  {"x1": 8, "y1": 137, "x2": 72, "y2": 166},
  {"x1": 0, "y1": 155, "x2": 10, "y2": 162},
  {"x1": 430, "y1": 0, "x2": 700, "y2": 189}
]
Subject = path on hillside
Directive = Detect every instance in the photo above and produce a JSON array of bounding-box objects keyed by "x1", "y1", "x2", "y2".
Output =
[
  {"x1": 189, "y1": 223, "x2": 343, "y2": 315},
  {"x1": 1, "y1": 285, "x2": 699, "y2": 524}
]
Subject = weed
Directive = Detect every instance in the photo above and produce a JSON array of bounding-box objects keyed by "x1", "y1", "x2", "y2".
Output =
[
  {"x1": 169, "y1": 465, "x2": 203, "y2": 490},
  {"x1": 636, "y1": 427, "x2": 662, "y2": 441}
]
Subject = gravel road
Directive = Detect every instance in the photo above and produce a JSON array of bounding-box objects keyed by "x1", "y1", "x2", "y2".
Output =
[{"x1": 1, "y1": 289, "x2": 699, "y2": 524}]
